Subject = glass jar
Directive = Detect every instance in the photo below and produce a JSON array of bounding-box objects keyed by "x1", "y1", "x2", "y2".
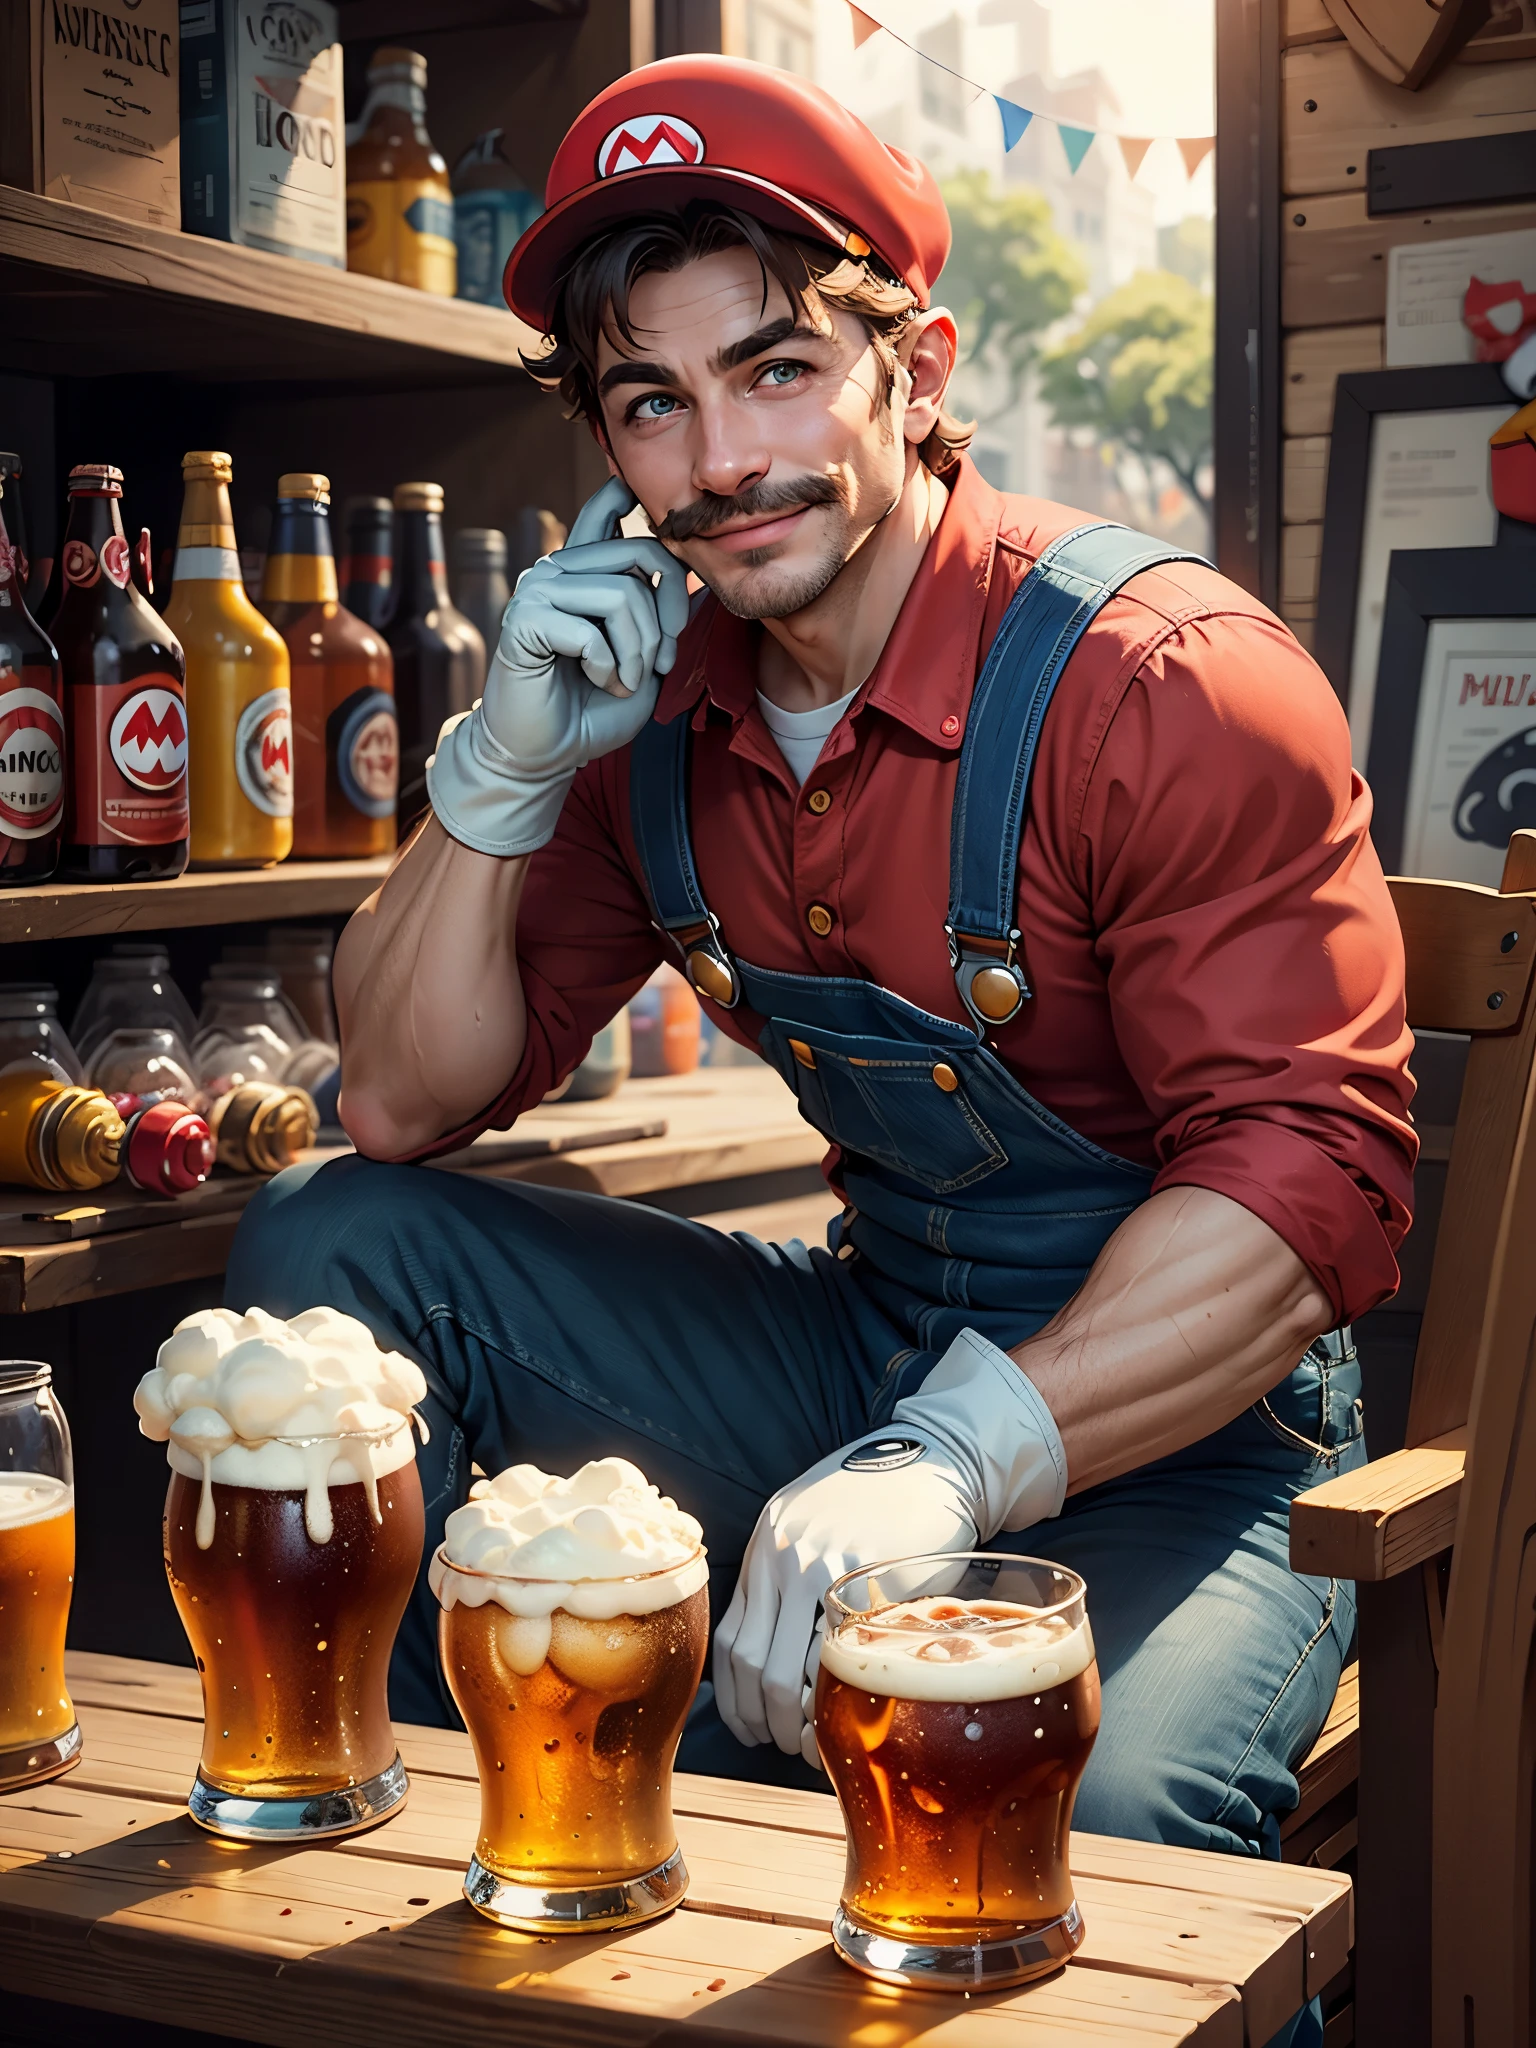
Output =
[
  {"x1": 88, "y1": 1026, "x2": 200, "y2": 1105},
  {"x1": 0, "y1": 985, "x2": 85, "y2": 1084},
  {"x1": 196, "y1": 965, "x2": 309, "y2": 1052},
  {"x1": 70, "y1": 945, "x2": 198, "y2": 1069},
  {"x1": 0, "y1": 1362, "x2": 80, "y2": 1791}
]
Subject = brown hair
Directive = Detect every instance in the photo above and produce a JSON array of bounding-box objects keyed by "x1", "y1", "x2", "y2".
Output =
[{"x1": 523, "y1": 200, "x2": 973, "y2": 472}]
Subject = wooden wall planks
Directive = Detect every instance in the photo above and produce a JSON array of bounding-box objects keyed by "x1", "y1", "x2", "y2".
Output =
[
  {"x1": 1283, "y1": 434, "x2": 1331, "y2": 522},
  {"x1": 1283, "y1": 192, "x2": 1536, "y2": 326},
  {"x1": 1283, "y1": 322, "x2": 1383, "y2": 434},
  {"x1": 1282, "y1": 44, "x2": 1536, "y2": 197}
]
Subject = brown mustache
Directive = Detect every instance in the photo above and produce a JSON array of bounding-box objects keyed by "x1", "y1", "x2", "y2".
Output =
[{"x1": 653, "y1": 473, "x2": 848, "y2": 545}]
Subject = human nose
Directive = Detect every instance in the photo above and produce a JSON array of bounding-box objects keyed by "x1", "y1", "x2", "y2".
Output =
[{"x1": 690, "y1": 392, "x2": 769, "y2": 502}]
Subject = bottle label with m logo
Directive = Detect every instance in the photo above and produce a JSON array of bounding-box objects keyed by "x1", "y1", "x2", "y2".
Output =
[
  {"x1": 235, "y1": 686, "x2": 295, "y2": 818},
  {"x1": 0, "y1": 683, "x2": 65, "y2": 841},
  {"x1": 69, "y1": 673, "x2": 189, "y2": 846}
]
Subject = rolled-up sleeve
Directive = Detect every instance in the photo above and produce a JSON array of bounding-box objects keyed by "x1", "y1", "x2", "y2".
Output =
[{"x1": 1079, "y1": 610, "x2": 1416, "y2": 1323}]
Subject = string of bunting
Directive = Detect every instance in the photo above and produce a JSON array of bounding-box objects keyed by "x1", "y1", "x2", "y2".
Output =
[{"x1": 846, "y1": 3, "x2": 1215, "y2": 179}]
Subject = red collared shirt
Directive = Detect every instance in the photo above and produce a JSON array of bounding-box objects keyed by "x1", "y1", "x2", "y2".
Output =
[{"x1": 430, "y1": 458, "x2": 1416, "y2": 1324}]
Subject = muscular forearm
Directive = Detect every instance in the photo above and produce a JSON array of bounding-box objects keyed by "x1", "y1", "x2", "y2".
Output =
[
  {"x1": 1012, "y1": 1186, "x2": 1332, "y2": 1496},
  {"x1": 334, "y1": 817, "x2": 530, "y2": 1159}
]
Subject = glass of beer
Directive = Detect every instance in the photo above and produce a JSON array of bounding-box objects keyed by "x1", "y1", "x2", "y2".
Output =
[
  {"x1": 432, "y1": 1457, "x2": 710, "y2": 1932},
  {"x1": 136, "y1": 1306, "x2": 427, "y2": 1841},
  {"x1": 0, "y1": 1363, "x2": 80, "y2": 1793},
  {"x1": 815, "y1": 1551, "x2": 1100, "y2": 1992}
]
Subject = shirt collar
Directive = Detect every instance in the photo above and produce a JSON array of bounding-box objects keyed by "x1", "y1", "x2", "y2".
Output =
[{"x1": 655, "y1": 455, "x2": 1008, "y2": 753}]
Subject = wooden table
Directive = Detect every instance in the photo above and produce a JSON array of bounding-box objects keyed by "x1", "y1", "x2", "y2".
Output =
[{"x1": 0, "y1": 1653, "x2": 1352, "y2": 2048}]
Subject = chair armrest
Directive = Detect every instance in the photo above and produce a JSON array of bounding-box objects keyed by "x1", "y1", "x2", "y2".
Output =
[{"x1": 1289, "y1": 1431, "x2": 1465, "y2": 1580}]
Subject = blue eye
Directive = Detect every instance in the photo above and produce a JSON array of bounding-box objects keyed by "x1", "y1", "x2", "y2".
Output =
[
  {"x1": 760, "y1": 361, "x2": 803, "y2": 387},
  {"x1": 632, "y1": 393, "x2": 680, "y2": 421}
]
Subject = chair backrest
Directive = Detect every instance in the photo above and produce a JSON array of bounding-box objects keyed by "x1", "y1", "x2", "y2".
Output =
[
  {"x1": 1391, "y1": 828, "x2": 1536, "y2": 1447},
  {"x1": 1421, "y1": 831, "x2": 1536, "y2": 2040}
]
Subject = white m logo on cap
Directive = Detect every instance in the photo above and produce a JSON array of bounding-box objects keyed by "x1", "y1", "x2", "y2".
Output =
[{"x1": 598, "y1": 112, "x2": 706, "y2": 178}]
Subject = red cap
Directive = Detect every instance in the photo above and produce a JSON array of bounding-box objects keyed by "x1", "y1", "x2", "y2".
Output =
[
  {"x1": 504, "y1": 56, "x2": 950, "y2": 331},
  {"x1": 124, "y1": 1099, "x2": 214, "y2": 1197}
]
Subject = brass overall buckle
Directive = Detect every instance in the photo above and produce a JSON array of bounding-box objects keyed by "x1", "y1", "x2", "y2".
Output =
[
  {"x1": 666, "y1": 912, "x2": 740, "y2": 1009},
  {"x1": 946, "y1": 924, "x2": 1030, "y2": 1031}
]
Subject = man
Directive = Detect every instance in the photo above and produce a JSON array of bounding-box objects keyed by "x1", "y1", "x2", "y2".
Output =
[{"x1": 233, "y1": 52, "x2": 1411, "y2": 1889}]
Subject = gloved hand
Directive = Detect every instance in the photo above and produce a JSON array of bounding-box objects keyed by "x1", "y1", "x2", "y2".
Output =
[
  {"x1": 427, "y1": 475, "x2": 690, "y2": 859},
  {"x1": 713, "y1": 1326, "x2": 1068, "y2": 1767}
]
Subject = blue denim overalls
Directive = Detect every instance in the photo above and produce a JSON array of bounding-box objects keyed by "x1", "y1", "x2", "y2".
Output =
[{"x1": 630, "y1": 520, "x2": 1359, "y2": 1433}]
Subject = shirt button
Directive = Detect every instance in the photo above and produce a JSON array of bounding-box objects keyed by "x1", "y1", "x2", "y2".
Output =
[
  {"x1": 807, "y1": 903, "x2": 834, "y2": 938},
  {"x1": 931, "y1": 1063, "x2": 959, "y2": 1092},
  {"x1": 807, "y1": 788, "x2": 832, "y2": 815},
  {"x1": 940, "y1": 714, "x2": 961, "y2": 738}
]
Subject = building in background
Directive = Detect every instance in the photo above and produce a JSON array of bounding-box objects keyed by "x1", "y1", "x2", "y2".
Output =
[{"x1": 747, "y1": 0, "x2": 1216, "y2": 543}]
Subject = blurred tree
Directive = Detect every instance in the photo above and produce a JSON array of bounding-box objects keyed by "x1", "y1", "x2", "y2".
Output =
[
  {"x1": 1038, "y1": 271, "x2": 1214, "y2": 518},
  {"x1": 938, "y1": 172, "x2": 1085, "y2": 413}
]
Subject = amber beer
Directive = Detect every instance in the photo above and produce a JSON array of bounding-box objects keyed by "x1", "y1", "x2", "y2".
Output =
[
  {"x1": 0, "y1": 1364, "x2": 80, "y2": 1791},
  {"x1": 816, "y1": 1553, "x2": 1100, "y2": 1992},
  {"x1": 164, "y1": 1462, "x2": 422, "y2": 1830},
  {"x1": 431, "y1": 1459, "x2": 709, "y2": 1931}
]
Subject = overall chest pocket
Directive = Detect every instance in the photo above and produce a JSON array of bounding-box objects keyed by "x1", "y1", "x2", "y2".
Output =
[{"x1": 768, "y1": 1022, "x2": 1007, "y2": 1194}]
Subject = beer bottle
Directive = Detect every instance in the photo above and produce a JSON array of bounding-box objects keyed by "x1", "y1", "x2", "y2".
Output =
[
  {"x1": 384, "y1": 483, "x2": 484, "y2": 827},
  {"x1": 163, "y1": 453, "x2": 293, "y2": 870},
  {"x1": 0, "y1": 472, "x2": 65, "y2": 881},
  {"x1": 260, "y1": 473, "x2": 398, "y2": 860},
  {"x1": 53, "y1": 465, "x2": 189, "y2": 883},
  {"x1": 341, "y1": 496, "x2": 393, "y2": 628},
  {"x1": 0, "y1": 453, "x2": 50, "y2": 616},
  {"x1": 450, "y1": 528, "x2": 511, "y2": 664},
  {"x1": 345, "y1": 48, "x2": 456, "y2": 296}
]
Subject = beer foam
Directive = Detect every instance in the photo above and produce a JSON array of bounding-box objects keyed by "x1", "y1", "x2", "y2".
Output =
[
  {"x1": 430, "y1": 1457, "x2": 707, "y2": 1632},
  {"x1": 819, "y1": 1596, "x2": 1094, "y2": 1704},
  {"x1": 133, "y1": 1306, "x2": 427, "y2": 1547},
  {"x1": 0, "y1": 1471, "x2": 73, "y2": 1530}
]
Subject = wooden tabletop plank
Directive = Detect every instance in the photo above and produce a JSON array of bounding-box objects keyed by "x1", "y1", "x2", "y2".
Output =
[{"x1": 58, "y1": 1683, "x2": 1326, "y2": 2041}]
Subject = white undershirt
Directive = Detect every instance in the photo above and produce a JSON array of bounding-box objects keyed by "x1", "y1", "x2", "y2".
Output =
[{"x1": 756, "y1": 685, "x2": 861, "y2": 786}]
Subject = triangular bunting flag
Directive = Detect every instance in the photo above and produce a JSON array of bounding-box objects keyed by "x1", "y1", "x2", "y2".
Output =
[
  {"x1": 848, "y1": 4, "x2": 882, "y2": 48},
  {"x1": 1058, "y1": 124, "x2": 1095, "y2": 174},
  {"x1": 995, "y1": 97, "x2": 1034, "y2": 152},
  {"x1": 1117, "y1": 136, "x2": 1153, "y2": 180},
  {"x1": 1177, "y1": 134, "x2": 1215, "y2": 177}
]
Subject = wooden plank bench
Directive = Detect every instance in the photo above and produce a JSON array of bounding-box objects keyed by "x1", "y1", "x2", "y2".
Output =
[{"x1": 0, "y1": 1652, "x2": 1352, "y2": 2048}]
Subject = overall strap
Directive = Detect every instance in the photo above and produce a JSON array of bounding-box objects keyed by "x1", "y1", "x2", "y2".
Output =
[
  {"x1": 947, "y1": 521, "x2": 1207, "y2": 1034},
  {"x1": 629, "y1": 710, "x2": 740, "y2": 1007}
]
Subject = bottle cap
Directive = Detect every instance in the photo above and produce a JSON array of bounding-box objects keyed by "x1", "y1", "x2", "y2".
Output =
[
  {"x1": 182, "y1": 451, "x2": 234, "y2": 481},
  {"x1": 370, "y1": 45, "x2": 427, "y2": 80},
  {"x1": 452, "y1": 527, "x2": 508, "y2": 567},
  {"x1": 278, "y1": 473, "x2": 331, "y2": 504},
  {"x1": 345, "y1": 495, "x2": 393, "y2": 522},
  {"x1": 67, "y1": 464, "x2": 124, "y2": 497},
  {"x1": 394, "y1": 482, "x2": 444, "y2": 513}
]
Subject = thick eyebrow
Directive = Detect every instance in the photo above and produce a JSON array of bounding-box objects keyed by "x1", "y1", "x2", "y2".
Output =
[
  {"x1": 597, "y1": 358, "x2": 678, "y2": 398},
  {"x1": 711, "y1": 318, "x2": 829, "y2": 372},
  {"x1": 597, "y1": 318, "x2": 831, "y2": 401}
]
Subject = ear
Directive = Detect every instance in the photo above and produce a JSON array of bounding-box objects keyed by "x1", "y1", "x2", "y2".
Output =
[{"x1": 895, "y1": 308, "x2": 959, "y2": 449}]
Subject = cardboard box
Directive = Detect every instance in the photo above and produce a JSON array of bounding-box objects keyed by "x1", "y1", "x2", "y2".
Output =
[
  {"x1": 37, "y1": 0, "x2": 181, "y2": 228},
  {"x1": 179, "y1": 0, "x2": 344, "y2": 268}
]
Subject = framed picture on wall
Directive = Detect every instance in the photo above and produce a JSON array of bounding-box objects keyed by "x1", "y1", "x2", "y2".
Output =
[
  {"x1": 1365, "y1": 529, "x2": 1536, "y2": 881},
  {"x1": 1314, "y1": 364, "x2": 1514, "y2": 769}
]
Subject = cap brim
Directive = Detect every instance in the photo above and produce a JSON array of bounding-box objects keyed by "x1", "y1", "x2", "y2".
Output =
[{"x1": 504, "y1": 165, "x2": 872, "y2": 330}]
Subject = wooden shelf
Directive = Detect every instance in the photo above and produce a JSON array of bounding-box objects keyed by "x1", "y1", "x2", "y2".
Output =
[
  {"x1": 0, "y1": 187, "x2": 540, "y2": 387},
  {"x1": 0, "y1": 857, "x2": 392, "y2": 945},
  {"x1": 0, "y1": 1070, "x2": 826, "y2": 1312}
]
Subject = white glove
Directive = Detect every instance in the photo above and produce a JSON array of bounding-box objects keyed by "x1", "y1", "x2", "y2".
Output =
[
  {"x1": 427, "y1": 475, "x2": 690, "y2": 858},
  {"x1": 713, "y1": 1327, "x2": 1068, "y2": 1767}
]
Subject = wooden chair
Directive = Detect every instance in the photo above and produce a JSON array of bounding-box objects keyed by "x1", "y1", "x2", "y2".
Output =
[{"x1": 1289, "y1": 828, "x2": 1536, "y2": 2048}]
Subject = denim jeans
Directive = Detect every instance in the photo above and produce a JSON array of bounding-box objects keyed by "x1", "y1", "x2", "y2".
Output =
[{"x1": 230, "y1": 1155, "x2": 1361, "y2": 1862}]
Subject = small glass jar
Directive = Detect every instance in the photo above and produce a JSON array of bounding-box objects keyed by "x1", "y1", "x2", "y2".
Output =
[
  {"x1": 0, "y1": 1362, "x2": 80, "y2": 1791},
  {"x1": 70, "y1": 946, "x2": 198, "y2": 1070},
  {"x1": 0, "y1": 985, "x2": 85, "y2": 1084},
  {"x1": 88, "y1": 1026, "x2": 200, "y2": 1105}
]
